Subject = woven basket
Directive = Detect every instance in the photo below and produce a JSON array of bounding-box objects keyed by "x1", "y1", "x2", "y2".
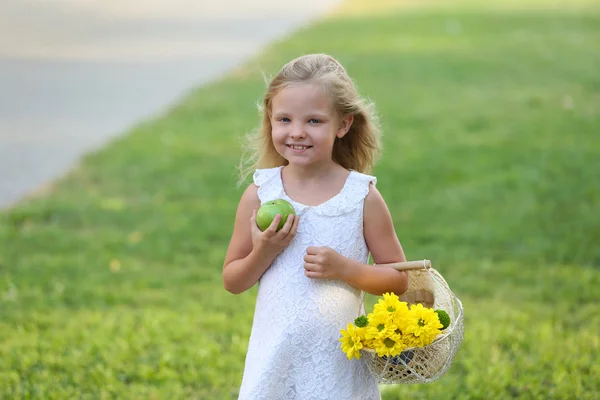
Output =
[{"x1": 360, "y1": 260, "x2": 464, "y2": 384}]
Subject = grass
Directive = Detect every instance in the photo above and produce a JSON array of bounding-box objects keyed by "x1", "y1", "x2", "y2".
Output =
[{"x1": 1, "y1": 0, "x2": 600, "y2": 398}]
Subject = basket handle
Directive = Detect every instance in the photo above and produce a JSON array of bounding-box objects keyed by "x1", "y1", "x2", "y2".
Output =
[
  {"x1": 375, "y1": 259, "x2": 431, "y2": 271},
  {"x1": 357, "y1": 259, "x2": 434, "y2": 316}
]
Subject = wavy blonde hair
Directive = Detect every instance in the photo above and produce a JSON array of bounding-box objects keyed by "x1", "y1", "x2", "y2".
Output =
[{"x1": 239, "y1": 54, "x2": 381, "y2": 184}]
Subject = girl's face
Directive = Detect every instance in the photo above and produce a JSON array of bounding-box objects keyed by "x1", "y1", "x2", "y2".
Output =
[{"x1": 270, "y1": 83, "x2": 352, "y2": 169}]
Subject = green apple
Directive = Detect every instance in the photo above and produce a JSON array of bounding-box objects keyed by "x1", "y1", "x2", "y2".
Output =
[{"x1": 256, "y1": 199, "x2": 296, "y2": 231}]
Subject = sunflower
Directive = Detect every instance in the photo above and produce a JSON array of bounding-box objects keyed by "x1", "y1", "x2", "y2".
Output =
[
  {"x1": 403, "y1": 303, "x2": 443, "y2": 347},
  {"x1": 339, "y1": 323, "x2": 364, "y2": 360}
]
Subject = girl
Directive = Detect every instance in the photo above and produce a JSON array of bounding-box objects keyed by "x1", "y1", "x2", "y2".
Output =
[{"x1": 223, "y1": 54, "x2": 408, "y2": 399}]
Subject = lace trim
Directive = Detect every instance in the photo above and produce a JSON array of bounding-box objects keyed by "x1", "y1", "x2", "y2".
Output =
[
  {"x1": 253, "y1": 167, "x2": 285, "y2": 204},
  {"x1": 253, "y1": 166, "x2": 376, "y2": 217}
]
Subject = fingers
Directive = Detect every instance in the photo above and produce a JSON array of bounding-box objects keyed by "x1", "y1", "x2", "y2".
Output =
[
  {"x1": 303, "y1": 253, "x2": 318, "y2": 264},
  {"x1": 264, "y1": 214, "x2": 283, "y2": 236},
  {"x1": 304, "y1": 262, "x2": 320, "y2": 279},
  {"x1": 275, "y1": 214, "x2": 300, "y2": 241},
  {"x1": 277, "y1": 214, "x2": 295, "y2": 237},
  {"x1": 306, "y1": 246, "x2": 320, "y2": 255},
  {"x1": 304, "y1": 270, "x2": 319, "y2": 279}
]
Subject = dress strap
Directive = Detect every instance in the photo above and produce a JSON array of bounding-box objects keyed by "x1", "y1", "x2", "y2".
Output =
[
  {"x1": 314, "y1": 171, "x2": 377, "y2": 217},
  {"x1": 253, "y1": 166, "x2": 284, "y2": 204}
]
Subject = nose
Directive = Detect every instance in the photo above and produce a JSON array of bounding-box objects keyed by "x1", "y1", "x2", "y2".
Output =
[{"x1": 290, "y1": 123, "x2": 306, "y2": 139}]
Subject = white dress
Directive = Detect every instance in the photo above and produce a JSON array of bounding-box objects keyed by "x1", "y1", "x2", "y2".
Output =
[{"x1": 238, "y1": 166, "x2": 381, "y2": 400}]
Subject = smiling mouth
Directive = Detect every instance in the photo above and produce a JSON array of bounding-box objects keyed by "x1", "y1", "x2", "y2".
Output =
[{"x1": 287, "y1": 145, "x2": 312, "y2": 150}]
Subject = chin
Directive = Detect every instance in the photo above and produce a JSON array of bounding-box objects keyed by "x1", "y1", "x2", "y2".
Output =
[{"x1": 288, "y1": 158, "x2": 326, "y2": 169}]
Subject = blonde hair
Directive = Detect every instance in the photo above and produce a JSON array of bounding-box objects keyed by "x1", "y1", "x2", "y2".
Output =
[{"x1": 239, "y1": 54, "x2": 381, "y2": 184}]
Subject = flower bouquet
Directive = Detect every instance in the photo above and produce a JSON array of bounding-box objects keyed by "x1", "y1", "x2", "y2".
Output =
[{"x1": 339, "y1": 260, "x2": 464, "y2": 384}]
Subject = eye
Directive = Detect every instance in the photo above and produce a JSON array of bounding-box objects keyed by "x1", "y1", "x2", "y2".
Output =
[
  {"x1": 308, "y1": 118, "x2": 320, "y2": 124},
  {"x1": 278, "y1": 117, "x2": 291, "y2": 123}
]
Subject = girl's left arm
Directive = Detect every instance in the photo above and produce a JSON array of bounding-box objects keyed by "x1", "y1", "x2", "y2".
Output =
[
  {"x1": 302, "y1": 184, "x2": 408, "y2": 295},
  {"x1": 344, "y1": 184, "x2": 408, "y2": 295}
]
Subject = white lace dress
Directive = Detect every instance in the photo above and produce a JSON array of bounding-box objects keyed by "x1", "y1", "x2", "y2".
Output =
[{"x1": 238, "y1": 166, "x2": 381, "y2": 400}]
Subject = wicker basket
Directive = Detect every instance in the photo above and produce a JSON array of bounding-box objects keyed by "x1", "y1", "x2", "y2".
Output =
[{"x1": 360, "y1": 260, "x2": 464, "y2": 384}]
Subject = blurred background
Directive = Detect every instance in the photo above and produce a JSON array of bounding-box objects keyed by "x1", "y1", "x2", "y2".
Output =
[
  {"x1": 1, "y1": 0, "x2": 599, "y2": 399},
  {"x1": 0, "y1": 0, "x2": 340, "y2": 208}
]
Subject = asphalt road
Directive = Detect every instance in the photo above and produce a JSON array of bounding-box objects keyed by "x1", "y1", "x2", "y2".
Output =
[{"x1": 0, "y1": 0, "x2": 341, "y2": 208}]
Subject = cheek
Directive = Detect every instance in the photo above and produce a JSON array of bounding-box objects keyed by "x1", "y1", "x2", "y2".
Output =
[
  {"x1": 312, "y1": 128, "x2": 336, "y2": 148},
  {"x1": 270, "y1": 127, "x2": 285, "y2": 143}
]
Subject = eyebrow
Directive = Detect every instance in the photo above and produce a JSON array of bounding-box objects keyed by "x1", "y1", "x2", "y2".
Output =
[{"x1": 271, "y1": 111, "x2": 330, "y2": 119}]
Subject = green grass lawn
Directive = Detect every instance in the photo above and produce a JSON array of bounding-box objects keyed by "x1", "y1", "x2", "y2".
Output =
[{"x1": 2, "y1": 0, "x2": 599, "y2": 398}]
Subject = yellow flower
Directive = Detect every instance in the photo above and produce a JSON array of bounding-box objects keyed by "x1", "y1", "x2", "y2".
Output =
[
  {"x1": 373, "y1": 293, "x2": 408, "y2": 316},
  {"x1": 403, "y1": 303, "x2": 443, "y2": 347},
  {"x1": 392, "y1": 308, "x2": 412, "y2": 331},
  {"x1": 339, "y1": 323, "x2": 364, "y2": 360},
  {"x1": 364, "y1": 311, "x2": 409, "y2": 357},
  {"x1": 365, "y1": 312, "x2": 394, "y2": 341},
  {"x1": 372, "y1": 293, "x2": 411, "y2": 333},
  {"x1": 350, "y1": 320, "x2": 373, "y2": 348},
  {"x1": 373, "y1": 334, "x2": 407, "y2": 357},
  {"x1": 355, "y1": 326, "x2": 367, "y2": 338}
]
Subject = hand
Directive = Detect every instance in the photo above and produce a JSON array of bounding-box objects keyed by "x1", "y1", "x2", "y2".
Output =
[
  {"x1": 303, "y1": 246, "x2": 347, "y2": 280},
  {"x1": 250, "y1": 210, "x2": 299, "y2": 259}
]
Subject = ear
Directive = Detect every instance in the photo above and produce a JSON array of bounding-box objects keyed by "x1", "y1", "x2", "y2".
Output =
[{"x1": 336, "y1": 114, "x2": 354, "y2": 138}]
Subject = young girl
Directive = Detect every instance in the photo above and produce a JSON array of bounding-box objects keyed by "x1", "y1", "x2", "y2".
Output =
[{"x1": 223, "y1": 54, "x2": 408, "y2": 399}]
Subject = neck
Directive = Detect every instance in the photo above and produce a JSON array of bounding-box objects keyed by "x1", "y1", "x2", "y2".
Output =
[{"x1": 283, "y1": 161, "x2": 346, "y2": 183}]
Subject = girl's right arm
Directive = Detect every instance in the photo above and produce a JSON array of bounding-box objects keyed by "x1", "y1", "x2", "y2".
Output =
[{"x1": 222, "y1": 184, "x2": 299, "y2": 294}]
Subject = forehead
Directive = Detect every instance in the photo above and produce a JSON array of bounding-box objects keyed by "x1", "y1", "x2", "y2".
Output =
[{"x1": 271, "y1": 83, "x2": 335, "y2": 114}]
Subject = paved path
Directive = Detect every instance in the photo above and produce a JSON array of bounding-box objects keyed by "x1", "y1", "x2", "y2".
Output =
[{"x1": 0, "y1": 0, "x2": 341, "y2": 209}]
